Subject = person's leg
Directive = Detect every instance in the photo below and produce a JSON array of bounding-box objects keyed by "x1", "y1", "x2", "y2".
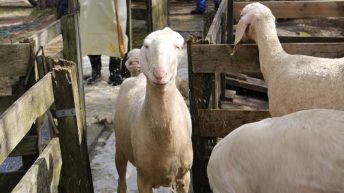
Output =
[
  {"x1": 87, "y1": 55, "x2": 102, "y2": 85},
  {"x1": 56, "y1": 0, "x2": 68, "y2": 19},
  {"x1": 191, "y1": 0, "x2": 206, "y2": 14},
  {"x1": 108, "y1": 57, "x2": 124, "y2": 86},
  {"x1": 119, "y1": 53, "x2": 130, "y2": 78},
  {"x1": 213, "y1": 0, "x2": 221, "y2": 10}
]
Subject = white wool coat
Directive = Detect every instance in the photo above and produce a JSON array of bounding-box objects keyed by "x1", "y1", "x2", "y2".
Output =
[{"x1": 208, "y1": 109, "x2": 344, "y2": 193}]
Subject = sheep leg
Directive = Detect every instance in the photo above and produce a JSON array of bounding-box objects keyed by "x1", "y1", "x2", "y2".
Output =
[
  {"x1": 115, "y1": 149, "x2": 128, "y2": 193},
  {"x1": 137, "y1": 173, "x2": 153, "y2": 193},
  {"x1": 176, "y1": 171, "x2": 190, "y2": 193}
]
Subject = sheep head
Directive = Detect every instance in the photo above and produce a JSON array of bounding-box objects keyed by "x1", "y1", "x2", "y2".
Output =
[
  {"x1": 125, "y1": 48, "x2": 141, "y2": 77},
  {"x1": 234, "y1": 3, "x2": 275, "y2": 46},
  {"x1": 139, "y1": 27, "x2": 184, "y2": 86}
]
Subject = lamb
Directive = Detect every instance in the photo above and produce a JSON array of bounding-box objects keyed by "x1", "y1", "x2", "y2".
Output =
[
  {"x1": 114, "y1": 27, "x2": 193, "y2": 193},
  {"x1": 233, "y1": 2, "x2": 344, "y2": 116},
  {"x1": 207, "y1": 109, "x2": 344, "y2": 193},
  {"x1": 125, "y1": 48, "x2": 141, "y2": 77}
]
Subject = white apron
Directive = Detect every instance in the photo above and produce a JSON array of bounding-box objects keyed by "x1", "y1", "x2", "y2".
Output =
[{"x1": 79, "y1": 0, "x2": 128, "y2": 57}]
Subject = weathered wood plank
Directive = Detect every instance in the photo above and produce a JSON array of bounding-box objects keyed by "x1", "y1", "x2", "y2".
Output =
[
  {"x1": 199, "y1": 109, "x2": 271, "y2": 138},
  {"x1": 188, "y1": 39, "x2": 213, "y2": 193},
  {"x1": 52, "y1": 63, "x2": 94, "y2": 193},
  {"x1": 192, "y1": 43, "x2": 344, "y2": 73},
  {"x1": 10, "y1": 136, "x2": 38, "y2": 157},
  {"x1": 0, "y1": 43, "x2": 31, "y2": 77},
  {"x1": 206, "y1": 0, "x2": 227, "y2": 43},
  {"x1": 226, "y1": 76, "x2": 267, "y2": 94},
  {"x1": 12, "y1": 138, "x2": 62, "y2": 193},
  {"x1": 0, "y1": 73, "x2": 54, "y2": 164},
  {"x1": 233, "y1": 1, "x2": 344, "y2": 20},
  {"x1": 148, "y1": 0, "x2": 169, "y2": 32},
  {"x1": 61, "y1": 14, "x2": 86, "y2": 134},
  {"x1": 61, "y1": 15, "x2": 81, "y2": 65},
  {"x1": 29, "y1": 20, "x2": 60, "y2": 50},
  {"x1": 127, "y1": 0, "x2": 132, "y2": 50},
  {"x1": 229, "y1": 35, "x2": 344, "y2": 43},
  {"x1": 192, "y1": 43, "x2": 260, "y2": 74}
]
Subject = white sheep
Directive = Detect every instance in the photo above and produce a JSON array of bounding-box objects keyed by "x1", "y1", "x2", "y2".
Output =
[
  {"x1": 125, "y1": 48, "x2": 141, "y2": 77},
  {"x1": 207, "y1": 109, "x2": 344, "y2": 193},
  {"x1": 234, "y1": 2, "x2": 344, "y2": 116},
  {"x1": 114, "y1": 27, "x2": 193, "y2": 193},
  {"x1": 124, "y1": 48, "x2": 190, "y2": 103}
]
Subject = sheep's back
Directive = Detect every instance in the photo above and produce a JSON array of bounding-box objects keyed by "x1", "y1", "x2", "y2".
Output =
[
  {"x1": 267, "y1": 55, "x2": 344, "y2": 116},
  {"x1": 208, "y1": 109, "x2": 344, "y2": 193}
]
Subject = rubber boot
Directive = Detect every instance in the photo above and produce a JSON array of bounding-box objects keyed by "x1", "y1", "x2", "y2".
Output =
[
  {"x1": 214, "y1": 0, "x2": 221, "y2": 10},
  {"x1": 87, "y1": 55, "x2": 102, "y2": 85},
  {"x1": 191, "y1": 0, "x2": 206, "y2": 14},
  {"x1": 56, "y1": 0, "x2": 68, "y2": 19},
  {"x1": 108, "y1": 57, "x2": 124, "y2": 86}
]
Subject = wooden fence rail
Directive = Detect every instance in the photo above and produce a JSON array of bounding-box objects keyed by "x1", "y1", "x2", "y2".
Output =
[
  {"x1": 0, "y1": 74, "x2": 54, "y2": 164},
  {"x1": 233, "y1": 1, "x2": 344, "y2": 19},
  {"x1": 191, "y1": 43, "x2": 344, "y2": 73},
  {"x1": 12, "y1": 138, "x2": 62, "y2": 193},
  {"x1": 0, "y1": 43, "x2": 32, "y2": 77}
]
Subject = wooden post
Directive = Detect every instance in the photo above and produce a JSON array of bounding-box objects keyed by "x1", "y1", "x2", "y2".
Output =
[
  {"x1": 227, "y1": 0, "x2": 234, "y2": 44},
  {"x1": 188, "y1": 40, "x2": 212, "y2": 193},
  {"x1": 147, "y1": 0, "x2": 169, "y2": 32},
  {"x1": 203, "y1": 11, "x2": 216, "y2": 39},
  {"x1": 220, "y1": 11, "x2": 227, "y2": 101},
  {"x1": 127, "y1": 0, "x2": 132, "y2": 50},
  {"x1": 52, "y1": 61, "x2": 94, "y2": 193},
  {"x1": 61, "y1": 0, "x2": 87, "y2": 143}
]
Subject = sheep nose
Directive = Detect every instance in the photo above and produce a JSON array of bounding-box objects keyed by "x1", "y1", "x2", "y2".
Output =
[{"x1": 153, "y1": 70, "x2": 167, "y2": 81}]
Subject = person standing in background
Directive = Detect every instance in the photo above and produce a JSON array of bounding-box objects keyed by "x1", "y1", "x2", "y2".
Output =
[
  {"x1": 79, "y1": 0, "x2": 128, "y2": 85},
  {"x1": 190, "y1": 0, "x2": 221, "y2": 15},
  {"x1": 56, "y1": 0, "x2": 68, "y2": 19}
]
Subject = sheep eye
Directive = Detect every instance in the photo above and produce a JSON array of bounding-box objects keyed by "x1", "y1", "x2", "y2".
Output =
[
  {"x1": 144, "y1": 45, "x2": 149, "y2": 48},
  {"x1": 175, "y1": 45, "x2": 181, "y2": 49}
]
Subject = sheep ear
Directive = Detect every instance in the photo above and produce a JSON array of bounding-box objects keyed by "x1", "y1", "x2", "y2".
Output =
[
  {"x1": 173, "y1": 32, "x2": 184, "y2": 50},
  {"x1": 234, "y1": 13, "x2": 254, "y2": 46}
]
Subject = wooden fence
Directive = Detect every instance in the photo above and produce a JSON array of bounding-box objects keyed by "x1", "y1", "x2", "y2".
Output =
[
  {"x1": 188, "y1": 0, "x2": 344, "y2": 192},
  {"x1": 0, "y1": 0, "x2": 94, "y2": 192},
  {"x1": 132, "y1": 0, "x2": 169, "y2": 32},
  {"x1": 0, "y1": 18, "x2": 62, "y2": 192},
  {"x1": 0, "y1": 59, "x2": 94, "y2": 193}
]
